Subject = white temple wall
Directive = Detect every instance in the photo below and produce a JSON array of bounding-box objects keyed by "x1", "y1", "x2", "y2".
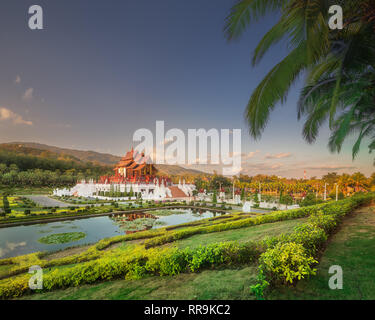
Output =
[{"x1": 54, "y1": 181, "x2": 196, "y2": 201}]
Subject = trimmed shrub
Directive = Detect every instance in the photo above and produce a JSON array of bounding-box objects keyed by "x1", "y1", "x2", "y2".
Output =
[{"x1": 259, "y1": 242, "x2": 317, "y2": 285}]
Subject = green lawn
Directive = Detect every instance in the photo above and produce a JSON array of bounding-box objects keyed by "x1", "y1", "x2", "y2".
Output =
[
  {"x1": 175, "y1": 217, "x2": 307, "y2": 249},
  {"x1": 0, "y1": 264, "x2": 13, "y2": 278},
  {"x1": 20, "y1": 266, "x2": 258, "y2": 300},
  {"x1": 268, "y1": 204, "x2": 375, "y2": 300},
  {"x1": 0, "y1": 186, "x2": 53, "y2": 195}
]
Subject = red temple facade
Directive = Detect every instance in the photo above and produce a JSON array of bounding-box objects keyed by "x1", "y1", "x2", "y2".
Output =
[
  {"x1": 98, "y1": 148, "x2": 171, "y2": 185},
  {"x1": 114, "y1": 147, "x2": 155, "y2": 178}
]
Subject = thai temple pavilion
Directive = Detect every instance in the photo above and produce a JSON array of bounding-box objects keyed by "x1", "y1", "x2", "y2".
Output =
[
  {"x1": 114, "y1": 147, "x2": 155, "y2": 179},
  {"x1": 99, "y1": 148, "x2": 163, "y2": 184},
  {"x1": 53, "y1": 148, "x2": 196, "y2": 200}
]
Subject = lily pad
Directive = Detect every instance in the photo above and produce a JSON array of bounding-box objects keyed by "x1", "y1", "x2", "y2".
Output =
[{"x1": 38, "y1": 232, "x2": 86, "y2": 244}]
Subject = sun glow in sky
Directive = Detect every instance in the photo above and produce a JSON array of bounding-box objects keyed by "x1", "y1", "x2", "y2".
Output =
[{"x1": 0, "y1": 0, "x2": 373, "y2": 178}]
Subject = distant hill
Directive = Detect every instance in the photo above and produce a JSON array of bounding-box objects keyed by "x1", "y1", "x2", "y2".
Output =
[
  {"x1": 0, "y1": 142, "x2": 206, "y2": 176},
  {"x1": 155, "y1": 164, "x2": 204, "y2": 176},
  {"x1": 0, "y1": 142, "x2": 120, "y2": 165}
]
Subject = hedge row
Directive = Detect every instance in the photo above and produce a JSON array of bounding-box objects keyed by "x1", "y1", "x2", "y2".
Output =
[
  {"x1": 0, "y1": 201, "x2": 189, "y2": 225},
  {"x1": 252, "y1": 193, "x2": 374, "y2": 297},
  {"x1": 0, "y1": 228, "x2": 168, "y2": 280},
  {"x1": 0, "y1": 241, "x2": 265, "y2": 299}
]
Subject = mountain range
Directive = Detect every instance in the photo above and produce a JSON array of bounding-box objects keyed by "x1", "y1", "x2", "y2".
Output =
[{"x1": 0, "y1": 142, "x2": 206, "y2": 176}]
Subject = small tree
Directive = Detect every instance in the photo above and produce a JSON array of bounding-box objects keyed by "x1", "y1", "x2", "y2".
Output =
[
  {"x1": 252, "y1": 193, "x2": 260, "y2": 208},
  {"x1": 280, "y1": 194, "x2": 293, "y2": 206},
  {"x1": 212, "y1": 191, "x2": 217, "y2": 204},
  {"x1": 252, "y1": 192, "x2": 259, "y2": 203},
  {"x1": 109, "y1": 184, "x2": 115, "y2": 197}
]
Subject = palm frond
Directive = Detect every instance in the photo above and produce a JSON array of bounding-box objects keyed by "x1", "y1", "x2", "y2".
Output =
[
  {"x1": 251, "y1": 18, "x2": 288, "y2": 66},
  {"x1": 246, "y1": 41, "x2": 307, "y2": 139},
  {"x1": 224, "y1": 0, "x2": 282, "y2": 40}
]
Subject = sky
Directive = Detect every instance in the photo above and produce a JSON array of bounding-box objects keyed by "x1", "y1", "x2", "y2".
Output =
[{"x1": 0, "y1": 0, "x2": 373, "y2": 178}]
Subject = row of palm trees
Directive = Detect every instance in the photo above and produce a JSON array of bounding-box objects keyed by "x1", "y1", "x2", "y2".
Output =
[
  {"x1": 190, "y1": 171, "x2": 373, "y2": 197},
  {"x1": 232, "y1": 172, "x2": 372, "y2": 196}
]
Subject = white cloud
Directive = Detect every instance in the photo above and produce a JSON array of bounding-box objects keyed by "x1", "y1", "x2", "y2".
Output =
[
  {"x1": 22, "y1": 88, "x2": 34, "y2": 101},
  {"x1": 0, "y1": 107, "x2": 33, "y2": 126},
  {"x1": 265, "y1": 152, "x2": 292, "y2": 159},
  {"x1": 241, "y1": 162, "x2": 284, "y2": 173},
  {"x1": 270, "y1": 164, "x2": 282, "y2": 169},
  {"x1": 242, "y1": 150, "x2": 260, "y2": 160},
  {"x1": 305, "y1": 164, "x2": 356, "y2": 170},
  {"x1": 15, "y1": 75, "x2": 21, "y2": 84}
]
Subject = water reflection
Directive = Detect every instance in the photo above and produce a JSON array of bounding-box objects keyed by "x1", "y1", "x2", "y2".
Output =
[
  {"x1": 0, "y1": 241, "x2": 27, "y2": 258},
  {"x1": 0, "y1": 209, "x2": 223, "y2": 258}
]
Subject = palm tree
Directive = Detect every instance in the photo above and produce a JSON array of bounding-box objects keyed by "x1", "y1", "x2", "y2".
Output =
[
  {"x1": 338, "y1": 173, "x2": 352, "y2": 195},
  {"x1": 224, "y1": 0, "x2": 334, "y2": 138},
  {"x1": 298, "y1": 17, "x2": 375, "y2": 160},
  {"x1": 371, "y1": 172, "x2": 375, "y2": 186},
  {"x1": 225, "y1": 0, "x2": 375, "y2": 158},
  {"x1": 350, "y1": 172, "x2": 368, "y2": 192}
]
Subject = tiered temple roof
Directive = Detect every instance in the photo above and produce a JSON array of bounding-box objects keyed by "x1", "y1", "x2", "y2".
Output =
[
  {"x1": 113, "y1": 147, "x2": 156, "y2": 179},
  {"x1": 96, "y1": 148, "x2": 175, "y2": 185}
]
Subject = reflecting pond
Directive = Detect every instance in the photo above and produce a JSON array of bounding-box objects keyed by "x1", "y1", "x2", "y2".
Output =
[
  {"x1": 0, "y1": 208, "x2": 223, "y2": 258},
  {"x1": 152, "y1": 209, "x2": 222, "y2": 228}
]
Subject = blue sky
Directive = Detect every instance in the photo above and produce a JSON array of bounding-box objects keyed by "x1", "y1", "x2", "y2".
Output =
[{"x1": 0, "y1": 0, "x2": 373, "y2": 178}]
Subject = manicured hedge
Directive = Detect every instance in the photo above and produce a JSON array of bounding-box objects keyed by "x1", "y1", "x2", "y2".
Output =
[
  {"x1": 0, "y1": 241, "x2": 265, "y2": 299},
  {"x1": 252, "y1": 193, "x2": 374, "y2": 293}
]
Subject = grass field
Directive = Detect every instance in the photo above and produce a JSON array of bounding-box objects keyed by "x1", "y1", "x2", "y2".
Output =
[
  {"x1": 21, "y1": 266, "x2": 258, "y2": 300},
  {"x1": 0, "y1": 186, "x2": 53, "y2": 195},
  {"x1": 174, "y1": 218, "x2": 307, "y2": 249}
]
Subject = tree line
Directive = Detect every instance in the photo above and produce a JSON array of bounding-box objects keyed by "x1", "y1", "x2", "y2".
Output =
[
  {"x1": 188, "y1": 171, "x2": 375, "y2": 197},
  {"x1": 0, "y1": 151, "x2": 113, "y2": 188}
]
